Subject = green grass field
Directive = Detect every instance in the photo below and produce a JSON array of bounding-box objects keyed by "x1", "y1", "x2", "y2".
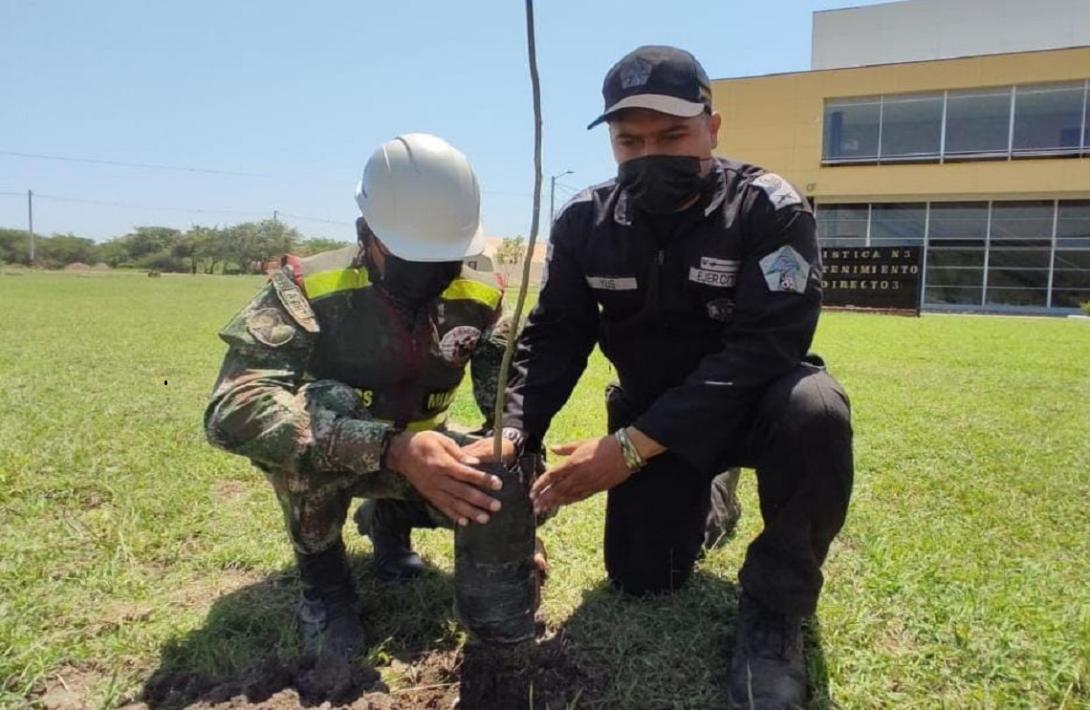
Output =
[{"x1": 1, "y1": 270, "x2": 1088, "y2": 709}]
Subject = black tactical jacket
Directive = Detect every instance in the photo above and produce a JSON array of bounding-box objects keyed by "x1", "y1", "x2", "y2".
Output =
[{"x1": 503, "y1": 158, "x2": 822, "y2": 472}]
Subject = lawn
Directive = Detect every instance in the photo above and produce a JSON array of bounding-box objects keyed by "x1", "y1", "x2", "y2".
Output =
[{"x1": 1, "y1": 270, "x2": 1088, "y2": 709}]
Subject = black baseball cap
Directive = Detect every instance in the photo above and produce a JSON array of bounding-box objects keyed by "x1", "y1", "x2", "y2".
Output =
[{"x1": 587, "y1": 45, "x2": 713, "y2": 129}]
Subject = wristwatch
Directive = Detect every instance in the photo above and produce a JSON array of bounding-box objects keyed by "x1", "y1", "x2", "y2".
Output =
[
  {"x1": 501, "y1": 427, "x2": 526, "y2": 455},
  {"x1": 613, "y1": 427, "x2": 646, "y2": 472}
]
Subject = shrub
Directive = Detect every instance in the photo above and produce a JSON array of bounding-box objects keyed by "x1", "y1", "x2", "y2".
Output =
[{"x1": 1081, "y1": 301, "x2": 1090, "y2": 316}]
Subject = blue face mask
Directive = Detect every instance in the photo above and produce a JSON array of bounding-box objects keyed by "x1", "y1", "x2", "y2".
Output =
[{"x1": 618, "y1": 155, "x2": 710, "y2": 214}]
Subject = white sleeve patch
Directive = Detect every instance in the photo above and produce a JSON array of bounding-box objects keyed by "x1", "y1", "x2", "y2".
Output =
[
  {"x1": 752, "y1": 173, "x2": 804, "y2": 211},
  {"x1": 759, "y1": 245, "x2": 810, "y2": 294}
]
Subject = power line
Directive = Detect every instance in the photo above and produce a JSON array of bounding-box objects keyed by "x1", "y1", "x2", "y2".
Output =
[
  {"x1": 2, "y1": 150, "x2": 537, "y2": 196},
  {"x1": 0, "y1": 149, "x2": 269, "y2": 178},
  {"x1": 482, "y1": 189, "x2": 532, "y2": 197},
  {"x1": 3, "y1": 190, "x2": 350, "y2": 228},
  {"x1": 277, "y1": 211, "x2": 354, "y2": 227},
  {"x1": 33, "y1": 192, "x2": 267, "y2": 217}
]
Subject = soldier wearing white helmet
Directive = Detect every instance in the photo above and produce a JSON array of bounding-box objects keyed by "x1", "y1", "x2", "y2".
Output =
[{"x1": 205, "y1": 133, "x2": 517, "y2": 664}]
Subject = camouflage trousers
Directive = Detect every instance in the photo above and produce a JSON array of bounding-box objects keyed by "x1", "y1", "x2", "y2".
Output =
[{"x1": 260, "y1": 381, "x2": 480, "y2": 556}]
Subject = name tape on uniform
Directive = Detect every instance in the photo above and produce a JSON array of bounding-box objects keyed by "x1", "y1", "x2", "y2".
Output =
[
  {"x1": 586, "y1": 276, "x2": 639, "y2": 291},
  {"x1": 689, "y1": 267, "x2": 737, "y2": 288}
]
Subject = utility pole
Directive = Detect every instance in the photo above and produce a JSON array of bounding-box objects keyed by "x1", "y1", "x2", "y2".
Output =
[
  {"x1": 272, "y1": 209, "x2": 279, "y2": 224},
  {"x1": 548, "y1": 170, "x2": 574, "y2": 224},
  {"x1": 27, "y1": 189, "x2": 34, "y2": 264}
]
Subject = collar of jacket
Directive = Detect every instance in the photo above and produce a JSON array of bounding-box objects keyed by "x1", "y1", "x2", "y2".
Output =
[{"x1": 611, "y1": 158, "x2": 729, "y2": 227}]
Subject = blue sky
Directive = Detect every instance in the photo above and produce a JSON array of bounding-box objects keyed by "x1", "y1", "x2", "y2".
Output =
[{"x1": 0, "y1": 0, "x2": 890, "y2": 243}]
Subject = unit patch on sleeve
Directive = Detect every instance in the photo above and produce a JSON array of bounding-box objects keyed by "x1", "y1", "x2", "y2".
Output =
[
  {"x1": 438, "y1": 325, "x2": 482, "y2": 366},
  {"x1": 246, "y1": 308, "x2": 297, "y2": 347},
  {"x1": 752, "y1": 173, "x2": 804, "y2": 211},
  {"x1": 759, "y1": 245, "x2": 811, "y2": 294}
]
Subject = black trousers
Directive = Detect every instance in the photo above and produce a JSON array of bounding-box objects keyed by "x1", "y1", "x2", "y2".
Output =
[{"x1": 604, "y1": 356, "x2": 854, "y2": 617}]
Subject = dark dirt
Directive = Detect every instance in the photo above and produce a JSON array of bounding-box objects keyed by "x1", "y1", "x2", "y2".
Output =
[
  {"x1": 141, "y1": 653, "x2": 385, "y2": 708},
  {"x1": 35, "y1": 664, "x2": 111, "y2": 710},
  {"x1": 133, "y1": 628, "x2": 589, "y2": 709}
]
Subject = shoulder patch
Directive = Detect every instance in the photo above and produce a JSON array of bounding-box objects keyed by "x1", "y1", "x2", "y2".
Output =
[
  {"x1": 438, "y1": 325, "x2": 483, "y2": 366},
  {"x1": 752, "y1": 173, "x2": 805, "y2": 211},
  {"x1": 246, "y1": 308, "x2": 297, "y2": 347},
  {"x1": 553, "y1": 189, "x2": 594, "y2": 224},
  {"x1": 270, "y1": 270, "x2": 319, "y2": 333},
  {"x1": 759, "y1": 245, "x2": 811, "y2": 294}
]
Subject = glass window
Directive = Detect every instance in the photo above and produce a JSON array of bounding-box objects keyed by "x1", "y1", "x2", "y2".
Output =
[
  {"x1": 925, "y1": 286, "x2": 984, "y2": 306},
  {"x1": 1053, "y1": 251, "x2": 1090, "y2": 270},
  {"x1": 986, "y1": 288, "x2": 1048, "y2": 307},
  {"x1": 925, "y1": 266, "x2": 985, "y2": 287},
  {"x1": 880, "y1": 94, "x2": 943, "y2": 159},
  {"x1": 929, "y1": 202, "x2": 989, "y2": 240},
  {"x1": 871, "y1": 203, "x2": 926, "y2": 244},
  {"x1": 927, "y1": 248, "x2": 985, "y2": 268},
  {"x1": 1052, "y1": 250, "x2": 1090, "y2": 308},
  {"x1": 1012, "y1": 83, "x2": 1086, "y2": 154},
  {"x1": 816, "y1": 204, "x2": 868, "y2": 245},
  {"x1": 987, "y1": 248, "x2": 1051, "y2": 269},
  {"x1": 990, "y1": 201, "x2": 1054, "y2": 246},
  {"x1": 1057, "y1": 200, "x2": 1090, "y2": 248},
  {"x1": 987, "y1": 269, "x2": 1049, "y2": 289},
  {"x1": 823, "y1": 99, "x2": 880, "y2": 161},
  {"x1": 1052, "y1": 289, "x2": 1090, "y2": 308},
  {"x1": 945, "y1": 89, "x2": 1012, "y2": 156}
]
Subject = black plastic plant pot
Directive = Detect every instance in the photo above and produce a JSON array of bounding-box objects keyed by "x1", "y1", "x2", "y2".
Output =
[{"x1": 454, "y1": 459, "x2": 537, "y2": 644}]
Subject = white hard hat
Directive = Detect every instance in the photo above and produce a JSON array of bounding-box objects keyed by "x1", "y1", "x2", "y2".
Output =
[{"x1": 355, "y1": 133, "x2": 486, "y2": 262}]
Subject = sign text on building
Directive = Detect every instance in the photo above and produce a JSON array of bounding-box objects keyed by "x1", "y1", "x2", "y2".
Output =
[{"x1": 820, "y1": 246, "x2": 921, "y2": 312}]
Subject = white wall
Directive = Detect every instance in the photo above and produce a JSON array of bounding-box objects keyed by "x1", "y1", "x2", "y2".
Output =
[{"x1": 812, "y1": 0, "x2": 1090, "y2": 70}]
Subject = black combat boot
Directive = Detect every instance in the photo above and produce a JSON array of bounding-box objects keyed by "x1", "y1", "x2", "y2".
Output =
[
  {"x1": 354, "y1": 499, "x2": 433, "y2": 581},
  {"x1": 296, "y1": 540, "x2": 366, "y2": 661},
  {"x1": 728, "y1": 591, "x2": 807, "y2": 709}
]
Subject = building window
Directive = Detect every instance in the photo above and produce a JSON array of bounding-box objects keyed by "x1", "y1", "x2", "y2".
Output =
[
  {"x1": 823, "y1": 99, "x2": 880, "y2": 162},
  {"x1": 816, "y1": 204, "x2": 868, "y2": 245},
  {"x1": 870, "y1": 203, "x2": 926, "y2": 245},
  {"x1": 816, "y1": 199, "x2": 1090, "y2": 309},
  {"x1": 880, "y1": 94, "x2": 943, "y2": 160},
  {"x1": 1012, "y1": 83, "x2": 1086, "y2": 155},
  {"x1": 1053, "y1": 200, "x2": 1090, "y2": 308},
  {"x1": 944, "y1": 89, "x2": 1013, "y2": 157},
  {"x1": 822, "y1": 81, "x2": 1090, "y2": 165},
  {"x1": 926, "y1": 202, "x2": 987, "y2": 306}
]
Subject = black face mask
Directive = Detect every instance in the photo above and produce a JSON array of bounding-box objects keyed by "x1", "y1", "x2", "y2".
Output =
[
  {"x1": 617, "y1": 155, "x2": 710, "y2": 215},
  {"x1": 369, "y1": 249, "x2": 461, "y2": 307}
]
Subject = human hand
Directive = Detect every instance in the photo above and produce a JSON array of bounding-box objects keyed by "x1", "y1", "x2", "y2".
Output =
[
  {"x1": 386, "y1": 430, "x2": 503, "y2": 527},
  {"x1": 529, "y1": 436, "x2": 633, "y2": 515},
  {"x1": 459, "y1": 436, "x2": 517, "y2": 466}
]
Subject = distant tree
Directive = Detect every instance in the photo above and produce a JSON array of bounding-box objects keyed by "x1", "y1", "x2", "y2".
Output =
[
  {"x1": 297, "y1": 237, "x2": 352, "y2": 256},
  {"x1": 36, "y1": 233, "x2": 99, "y2": 267},
  {"x1": 186, "y1": 226, "x2": 228, "y2": 274},
  {"x1": 495, "y1": 236, "x2": 526, "y2": 266},
  {"x1": 98, "y1": 226, "x2": 184, "y2": 268},
  {"x1": 0, "y1": 228, "x2": 29, "y2": 265},
  {"x1": 224, "y1": 220, "x2": 300, "y2": 273}
]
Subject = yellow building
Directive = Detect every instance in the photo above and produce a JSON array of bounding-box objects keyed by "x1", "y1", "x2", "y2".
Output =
[{"x1": 713, "y1": 1, "x2": 1090, "y2": 313}]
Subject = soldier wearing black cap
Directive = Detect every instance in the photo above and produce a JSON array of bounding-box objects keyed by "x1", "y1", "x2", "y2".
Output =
[{"x1": 464, "y1": 45, "x2": 854, "y2": 708}]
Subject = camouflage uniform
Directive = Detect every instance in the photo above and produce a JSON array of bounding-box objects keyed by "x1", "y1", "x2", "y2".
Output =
[{"x1": 204, "y1": 244, "x2": 507, "y2": 555}]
